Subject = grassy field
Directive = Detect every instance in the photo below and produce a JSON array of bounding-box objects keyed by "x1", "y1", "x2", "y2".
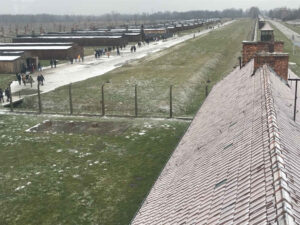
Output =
[
  {"x1": 0, "y1": 74, "x2": 15, "y2": 89},
  {"x1": 271, "y1": 23, "x2": 300, "y2": 75},
  {"x1": 283, "y1": 22, "x2": 300, "y2": 35},
  {"x1": 0, "y1": 114, "x2": 189, "y2": 225},
  {"x1": 18, "y1": 19, "x2": 254, "y2": 118}
]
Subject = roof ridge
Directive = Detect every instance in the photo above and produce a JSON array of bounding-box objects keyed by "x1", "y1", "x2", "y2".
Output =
[{"x1": 262, "y1": 65, "x2": 296, "y2": 225}]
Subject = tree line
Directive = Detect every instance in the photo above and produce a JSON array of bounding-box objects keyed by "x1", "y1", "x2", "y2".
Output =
[
  {"x1": 268, "y1": 8, "x2": 300, "y2": 21},
  {"x1": 0, "y1": 8, "x2": 260, "y2": 24}
]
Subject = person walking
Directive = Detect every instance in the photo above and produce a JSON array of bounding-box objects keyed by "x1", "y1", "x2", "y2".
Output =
[
  {"x1": 50, "y1": 59, "x2": 53, "y2": 68},
  {"x1": 117, "y1": 47, "x2": 120, "y2": 56},
  {"x1": 22, "y1": 74, "x2": 26, "y2": 86},
  {"x1": 28, "y1": 75, "x2": 34, "y2": 88},
  {"x1": 0, "y1": 88, "x2": 4, "y2": 103},
  {"x1": 40, "y1": 74, "x2": 45, "y2": 86},
  {"x1": 16, "y1": 73, "x2": 21, "y2": 85},
  {"x1": 38, "y1": 62, "x2": 42, "y2": 71},
  {"x1": 5, "y1": 87, "x2": 10, "y2": 102},
  {"x1": 54, "y1": 59, "x2": 57, "y2": 68},
  {"x1": 37, "y1": 75, "x2": 41, "y2": 85}
]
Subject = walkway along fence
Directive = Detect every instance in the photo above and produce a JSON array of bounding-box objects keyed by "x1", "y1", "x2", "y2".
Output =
[{"x1": 9, "y1": 81, "x2": 212, "y2": 119}]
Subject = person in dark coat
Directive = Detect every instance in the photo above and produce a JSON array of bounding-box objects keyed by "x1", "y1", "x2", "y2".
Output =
[
  {"x1": 38, "y1": 62, "x2": 42, "y2": 71},
  {"x1": 5, "y1": 87, "x2": 10, "y2": 102},
  {"x1": 50, "y1": 59, "x2": 53, "y2": 68},
  {"x1": 117, "y1": 47, "x2": 120, "y2": 56},
  {"x1": 16, "y1": 73, "x2": 21, "y2": 85},
  {"x1": 54, "y1": 59, "x2": 57, "y2": 68},
  {"x1": 0, "y1": 88, "x2": 4, "y2": 103},
  {"x1": 40, "y1": 74, "x2": 45, "y2": 85}
]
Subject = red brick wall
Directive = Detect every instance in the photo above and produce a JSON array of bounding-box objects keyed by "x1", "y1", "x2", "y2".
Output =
[
  {"x1": 242, "y1": 41, "x2": 284, "y2": 65},
  {"x1": 274, "y1": 42, "x2": 284, "y2": 52},
  {"x1": 254, "y1": 54, "x2": 289, "y2": 80}
]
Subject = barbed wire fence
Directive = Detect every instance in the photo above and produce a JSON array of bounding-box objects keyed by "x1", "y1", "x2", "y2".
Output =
[{"x1": 9, "y1": 81, "x2": 211, "y2": 119}]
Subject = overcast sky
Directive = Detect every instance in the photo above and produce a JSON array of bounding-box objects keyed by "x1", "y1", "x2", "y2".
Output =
[{"x1": 1, "y1": 0, "x2": 299, "y2": 15}]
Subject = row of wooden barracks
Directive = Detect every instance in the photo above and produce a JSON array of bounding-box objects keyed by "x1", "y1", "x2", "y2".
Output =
[{"x1": 0, "y1": 18, "x2": 220, "y2": 73}]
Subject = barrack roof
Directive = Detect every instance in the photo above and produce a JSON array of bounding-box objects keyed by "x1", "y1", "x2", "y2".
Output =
[
  {"x1": 261, "y1": 23, "x2": 274, "y2": 31},
  {"x1": 0, "y1": 42, "x2": 74, "y2": 46},
  {"x1": 131, "y1": 60, "x2": 300, "y2": 225},
  {"x1": 0, "y1": 56, "x2": 21, "y2": 61},
  {"x1": 16, "y1": 36, "x2": 122, "y2": 39},
  {"x1": 0, "y1": 46, "x2": 72, "y2": 50}
]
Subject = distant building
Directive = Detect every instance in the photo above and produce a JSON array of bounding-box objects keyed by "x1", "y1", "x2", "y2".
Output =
[{"x1": 0, "y1": 55, "x2": 25, "y2": 73}]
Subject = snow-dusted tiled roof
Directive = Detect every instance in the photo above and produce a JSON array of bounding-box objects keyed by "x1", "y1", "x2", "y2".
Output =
[
  {"x1": 16, "y1": 36, "x2": 122, "y2": 39},
  {"x1": 0, "y1": 46, "x2": 72, "y2": 51},
  {"x1": 0, "y1": 42, "x2": 74, "y2": 46},
  {"x1": 0, "y1": 56, "x2": 21, "y2": 61},
  {"x1": 261, "y1": 23, "x2": 274, "y2": 31},
  {"x1": 131, "y1": 60, "x2": 300, "y2": 224}
]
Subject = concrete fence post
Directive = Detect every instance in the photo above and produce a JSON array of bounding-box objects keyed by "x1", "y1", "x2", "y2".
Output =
[
  {"x1": 101, "y1": 84, "x2": 105, "y2": 116},
  {"x1": 37, "y1": 82, "x2": 42, "y2": 114},
  {"x1": 135, "y1": 85, "x2": 138, "y2": 117},
  {"x1": 9, "y1": 82, "x2": 13, "y2": 112},
  {"x1": 69, "y1": 83, "x2": 73, "y2": 115}
]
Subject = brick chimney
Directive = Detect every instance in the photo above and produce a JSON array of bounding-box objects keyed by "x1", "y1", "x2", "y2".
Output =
[
  {"x1": 254, "y1": 52, "x2": 289, "y2": 80},
  {"x1": 242, "y1": 41, "x2": 284, "y2": 65},
  {"x1": 241, "y1": 21, "x2": 289, "y2": 81}
]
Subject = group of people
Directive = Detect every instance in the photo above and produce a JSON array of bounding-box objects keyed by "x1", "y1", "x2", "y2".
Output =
[
  {"x1": 16, "y1": 72, "x2": 45, "y2": 87},
  {"x1": 94, "y1": 45, "x2": 128, "y2": 59},
  {"x1": 130, "y1": 45, "x2": 137, "y2": 53},
  {"x1": 0, "y1": 87, "x2": 11, "y2": 103},
  {"x1": 50, "y1": 59, "x2": 57, "y2": 68},
  {"x1": 68, "y1": 55, "x2": 84, "y2": 64},
  {"x1": 16, "y1": 73, "x2": 34, "y2": 87}
]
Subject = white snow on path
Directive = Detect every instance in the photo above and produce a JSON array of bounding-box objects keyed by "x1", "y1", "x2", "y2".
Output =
[
  {"x1": 269, "y1": 20, "x2": 300, "y2": 46},
  {"x1": 8, "y1": 21, "x2": 234, "y2": 100}
]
